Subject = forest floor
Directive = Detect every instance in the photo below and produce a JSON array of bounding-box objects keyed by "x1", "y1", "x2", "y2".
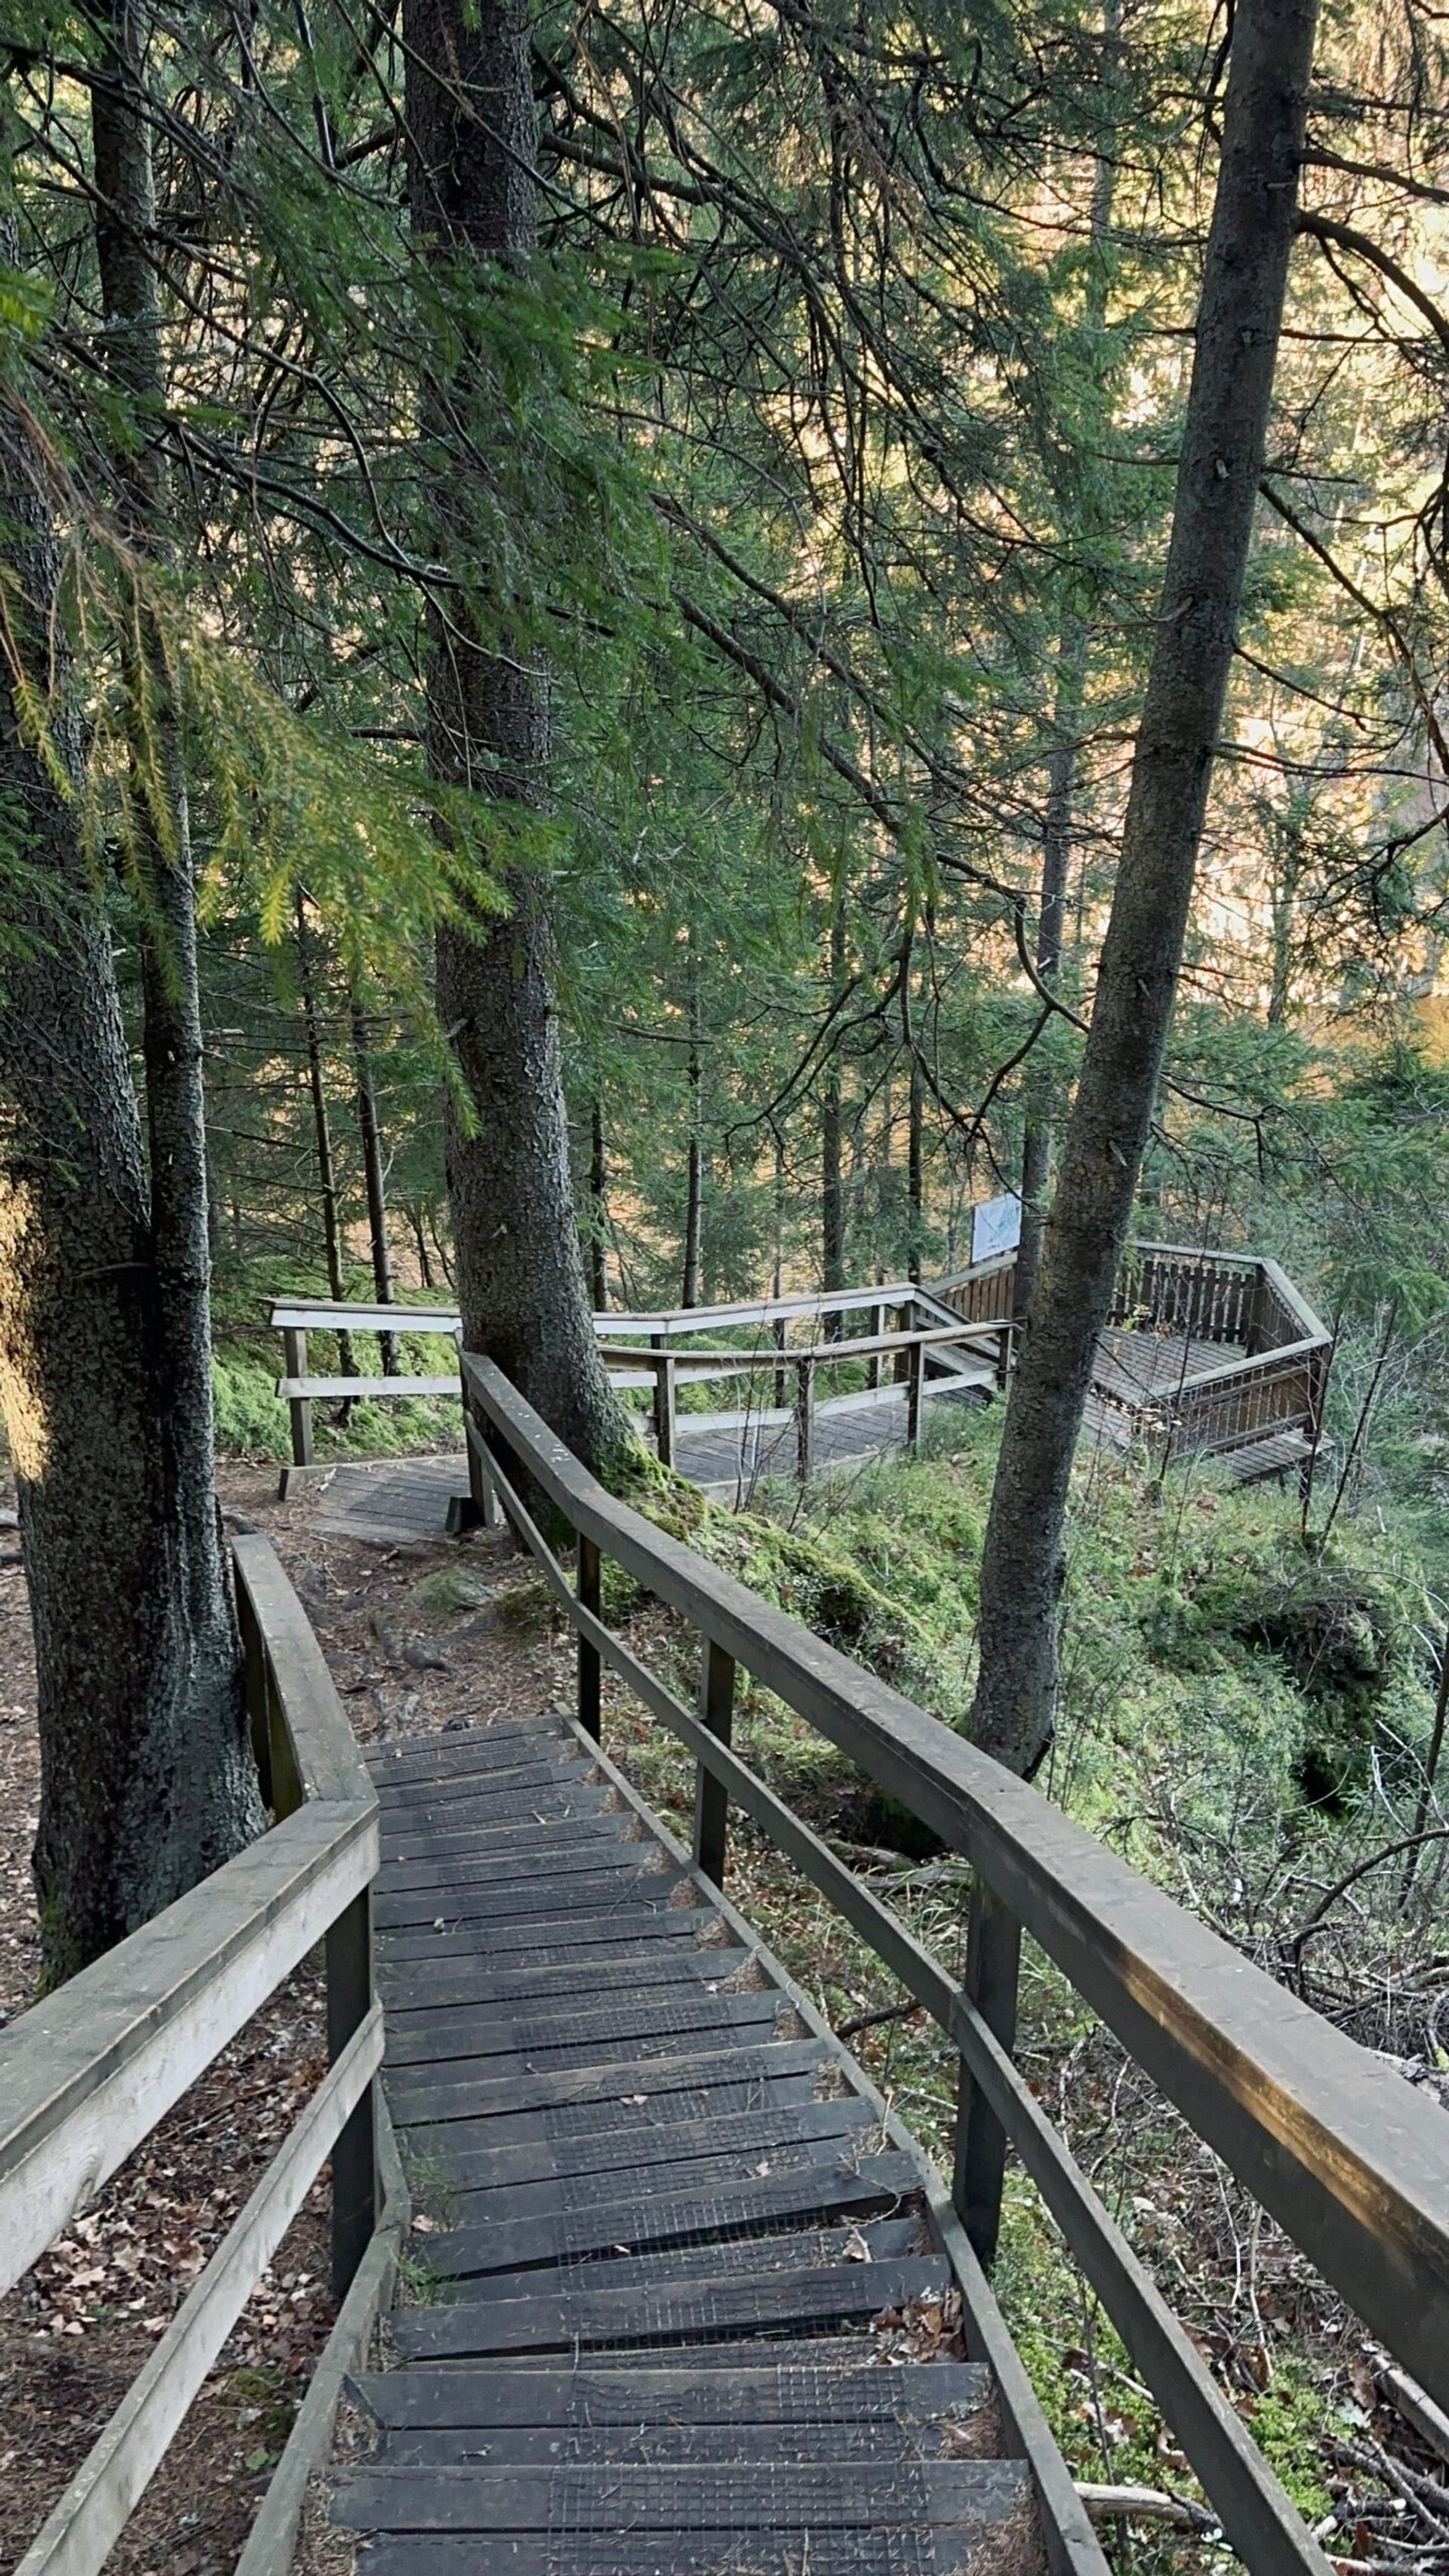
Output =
[{"x1": 0, "y1": 1454, "x2": 565, "y2": 2576}]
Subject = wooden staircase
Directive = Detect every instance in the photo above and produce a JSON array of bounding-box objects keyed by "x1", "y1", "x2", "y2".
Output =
[{"x1": 330, "y1": 1710, "x2": 1069, "y2": 2574}]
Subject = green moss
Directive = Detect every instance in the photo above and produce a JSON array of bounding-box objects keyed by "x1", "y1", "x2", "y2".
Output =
[{"x1": 1238, "y1": 2359, "x2": 1336, "y2": 2525}]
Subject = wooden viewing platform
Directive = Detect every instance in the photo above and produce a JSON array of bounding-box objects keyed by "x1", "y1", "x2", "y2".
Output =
[{"x1": 269, "y1": 1239, "x2": 1332, "y2": 1513}]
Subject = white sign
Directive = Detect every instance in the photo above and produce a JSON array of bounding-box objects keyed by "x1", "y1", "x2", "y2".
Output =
[{"x1": 971, "y1": 1193, "x2": 1022, "y2": 1263}]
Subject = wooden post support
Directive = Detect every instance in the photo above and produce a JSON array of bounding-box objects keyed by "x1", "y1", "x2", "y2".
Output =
[
  {"x1": 236, "y1": 1580, "x2": 272, "y2": 1811},
  {"x1": 906, "y1": 1335, "x2": 925, "y2": 1451},
  {"x1": 691, "y1": 1636, "x2": 737, "y2": 1885},
  {"x1": 283, "y1": 1327, "x2": 313, "y2": 1469},
  {"x1": 995, "y1": 1321, "x2": 1014, "y2": 1391},
  {"x1": 773, "y1": 1315, "x2": 788, "y2": 1412},
  {"x1": 953, "y1": 1878, "x2": 1022, "y2": 2268},
  {"x1": 451, "y1": 1405, "x2": 502, "y2": 1535},
  {"x1": 795, "y1": 1355, "x2": 814, "y2": 1482},
  {"x1": 577, "y1": 1535, "x2": 602, "y2": 1743},
  {"x1": 867, "y1": 1303, "x2": 883, "y2": 1392},
  {"x1": 326, "y1": 1888, "x2": 377, "y2": 2300},
  {"x1": 653, "y1": 1353, "x2": 677, "y2": 1470}
]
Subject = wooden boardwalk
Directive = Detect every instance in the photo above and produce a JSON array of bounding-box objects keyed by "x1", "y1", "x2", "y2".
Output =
[{"x1": 332, "y1": 1710, "x2": 1045, "y2": 2574}]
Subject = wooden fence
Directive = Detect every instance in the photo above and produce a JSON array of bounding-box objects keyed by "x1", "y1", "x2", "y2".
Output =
[
  {"x1": 460, "y1": 1350, "x2": 1449, "y2": 2576},
  {"x1": 938, "y1": 1240, "x2": 1334, "y2": 1472},
  {"x1": 270, "y1": 1282, "x2": 1011, "y2": 1482},
  {"x1": 0, "y1": 1537, "x2": 389, "y2": 2576},
  {"x1": 271, "y1": 1242, "x2": 1331, "y2": 1482}
]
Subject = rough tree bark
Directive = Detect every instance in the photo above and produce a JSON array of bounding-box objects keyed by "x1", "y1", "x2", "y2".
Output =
[
  {"x1": 0, "y1": 158, "x2": 260, "y2": 1978},
  {"x1": 1014, "y1": 628, "x2": 1084, "y2": 1322},
  {"x1": 406, "y1": 0, "x2": 630, "y2": 1470},
  {"x1": 589, "y1": 1099, "x2": 609, "y2": 1312},
  {"x1": 681, "y1": 942, "x2": 704, "y2": 1310},
  {"x1": 970, "y1": 0, "x2": 1319, "y2": 1775},
  {"x1": 907, "y1": 1056, "x2": 925, "y2": 1285},
  {"x1": 820, "y1": 900, "x2": 847, "y2": 1325}
]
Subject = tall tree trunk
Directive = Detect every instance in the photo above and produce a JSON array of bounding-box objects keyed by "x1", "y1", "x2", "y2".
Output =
[
  {"x1": 350, "y1": 996, "x2": 399, "y2": 1374},
  {"x1": 0, "y1": 198, "x2": 260, "y2": 1984},
  {"x1": 409, "y1": 1207, "x2": 436, "y2": 1292},
  {"x1": 820, "y1": 899, "x2": 847, "y2": 1323},
  {"x1": 589, "y1": 1099, "x2": 609, "y2": 1312},
  {"x1": 1015, "y1": 28, "x2": 1119, "y2": 1327},
  {"x1": 1015, "y1": 626, "x2": 1084, "y2": 1322},
  {"x1": 406, "y1": 0, "x2": 629, "y2": 1472},
  {"x1": 907, "y1": 1054, "x2": 925, "y2": 1286},
  {"x1": 295, "y1": 891, "x2": 355, "y2": 1377},
  {"x1": 970, "y1": 0, "x2": 1318, "y2": 1775},
  {"x1": 681, "y1": 943, "x2": 704, "y2": 1309}
]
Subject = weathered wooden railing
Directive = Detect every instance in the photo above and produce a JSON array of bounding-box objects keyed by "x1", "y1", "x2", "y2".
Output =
[
  {"x1": 269, "y1": 1281, "x2": 1009, "y2": 1482},
  {"x1": 460, "y1": 1350, "x2": 1449, "y2": 2576},
  {"x1": 939, "y1": 1240, "x2": 1333, "y2": 1473},
  {"x1": 595, "y1": 1299, "x2": 1009, "y2": 1477},
  {"x1": 271, "y1": 1242, "x2": 1330, "y2": 1484},
  {"x1": 0, "y1": 1537, "x2": 399, "y2": 2576}
]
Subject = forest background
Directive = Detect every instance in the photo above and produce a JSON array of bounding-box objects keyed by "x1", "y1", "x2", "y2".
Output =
[{"x1": 2, "y1": 0, "x2": 1449, "y2": 2561}]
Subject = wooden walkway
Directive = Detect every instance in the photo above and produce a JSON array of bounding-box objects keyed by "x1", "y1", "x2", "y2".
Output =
[
  {"x1": 332, "y1": 1710, "x2": 1045, "y2": 2574},
  {"x1": 301, "y1": 1377, "x2": 992, "y2": 1550}
]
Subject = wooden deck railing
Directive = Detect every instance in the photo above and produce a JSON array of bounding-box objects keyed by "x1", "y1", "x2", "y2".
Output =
[
  {"x1": 270, "y1": 1242, "x2": 1331, "y2": 1482},
  {"x1": 0, "y1": 1537, "x2": 385, "y2": 2576},
  {"x1": 269, "y1": 1282, "x2": 1011, "y2": 1480},
  {"x1": 460, "y1": 1351, "x2": 1449, "y2": 2576},
  {"x1": 938, "y1": 1240, "x2": 1334, "y2": 1470}
]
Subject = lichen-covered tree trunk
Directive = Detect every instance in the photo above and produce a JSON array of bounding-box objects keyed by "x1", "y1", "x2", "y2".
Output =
[
  {"x1": 0, "y1": 271, "x2": 260, "y2": 1981},
  {"x1": 407, "y1": 0, "x2": 629, "y2": 1473},
  {"x1": 970, "y1": 0, "x2": 1319, "y2": 1776}
]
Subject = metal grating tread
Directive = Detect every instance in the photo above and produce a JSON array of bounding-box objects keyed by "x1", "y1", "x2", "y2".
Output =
[{"x1": 352, "y1": 2360, "x2": 995, "y2": 2432}]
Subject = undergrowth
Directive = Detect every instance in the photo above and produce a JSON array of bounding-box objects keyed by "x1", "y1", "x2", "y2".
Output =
[{"x1": 588, "y1": 1411, "x2": 1446, "y2": 2570}]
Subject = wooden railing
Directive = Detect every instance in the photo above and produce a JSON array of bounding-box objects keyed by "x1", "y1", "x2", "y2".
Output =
[
  {"x1": 939, "y1": 1242, "x2": 1333, "y2": 1471},
  {"x1": 0, "y1": 1537, "x2": 386, "y2": 2576},
  {"x1": 270, "y1": 1243, "x2": 1331, "y2": 1482},
  {"x1": 460, "y1": 1350, "x2": 1449, "y2": 2576},
  {"x1": 269, "y1": 1283, "x2": 1011, "y2": 1482},
  {"x1": 595, "y1": 1291, "x2": 1010, "y2": 1478}
]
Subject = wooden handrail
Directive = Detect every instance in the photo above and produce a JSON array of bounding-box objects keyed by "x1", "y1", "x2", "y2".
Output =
[
  {"x1": 461, "y1": 1350, "x2": 1449, "y2": 2571},
  {"x1": 267, "y1": 1245, "x2": 1330, "y2": 1486},
  {"x1": 602, "y1": 1320, "x2": 1008, "y2": 1371},
  {"x1": 0, "y1": 1537, "x2": 382, "y2": 2576}
]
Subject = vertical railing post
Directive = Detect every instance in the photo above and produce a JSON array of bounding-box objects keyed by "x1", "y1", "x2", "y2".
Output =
[
  {"x1": 653, "y1": 1348, "x2": 677, "y2": 1468},
  {"x1": 235, "y1": 1570, "x2": 273, "y2": 1811},
  {"x1": 692, "y1": 1636, "x2": 736, "y2": 1885},
  {"x1": 795, "y1": 1355, "x2": 814, "y2": 1481},
  {"x1": 773, "y1": 1316, "x2": 788, "y2": 1411},
  {"x1": 283, "y1": 1326, "x2": 313, "y2": 1470},
  {"x1": 327, "y1": 1888, "x2": 377, "y2": 2300},
  {"x1": 995, "y1": 1319, "x2": 1014, "y2": 1391},
  {"x1": 866, "y1": 1303, "x2": 883, "y2": 1392},
  {"x1": 952, "y1": 1878, "x2": 1021, "y2": 2268},
  {"x1": 466, "y1": 1402, "x2": 501, "y2": 1529},
  {"x1": 906, "y1": 1334, "x2": 925, "y2": 1451},
  {"x1": 577, "y1": 1534, "x2": 602, "y2": 1742}
]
